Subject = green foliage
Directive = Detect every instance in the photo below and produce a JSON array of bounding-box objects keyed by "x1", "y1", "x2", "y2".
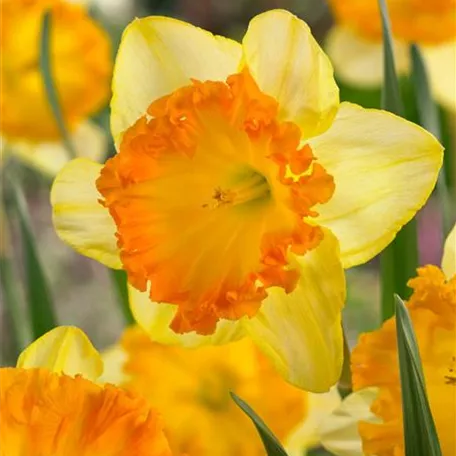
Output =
[
  {"x1": 231, "y1": 392, "x2": 288, "y2": 456},
  {"x1": 39, "y1": 10, "x2": 76, "y2": 158},
  {"x1": 378, "y1": 0, "x2": 418, "y2": 320},
  {"x1": 395, "y1": 295, "x2": 442, "y2": 456},
  {"x1": 11, "y1": 181, "x2": 57, "y2": 339},
  {"x1": 410, "y1": 44, "x2": 453, "y2": 235}
]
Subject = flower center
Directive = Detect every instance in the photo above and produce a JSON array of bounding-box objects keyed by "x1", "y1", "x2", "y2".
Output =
[
  {"x1": 330, "y1": 0, "x2": 456, "y2": 45},
  {"x1": 97, "y1": 70, "x2": 335, "y2": 335}
]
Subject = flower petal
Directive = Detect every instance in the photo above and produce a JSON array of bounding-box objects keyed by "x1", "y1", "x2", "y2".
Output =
[
  {"x1": 312, "y1": 102, "x2": 443, "y2": 268},
  {"x1": 7, "y1": 121, "x2": 107, "y2": 176},
  {"x1": 325, "y1": 26, "x2": 409, "y2": 88},
  {"x1": 319, "y1": 388, "x2": 380, "y2": 456},
  {"x1": 111, "y1": 16, "x2": 242, "y2": 145},
  {"x1": 129, "y1": 285, "x2": 245, "y2": 347},
  {"x1": 51, "y1": 157, "x2": 121, "y2": 268},
  {"x1": 442, "y1": 223, "x2": 456, "y2": 279},
  {"x1": 422, "y1": 41, "x2": 456, "y2": 112},
  {"x1": 98, "y1": 344, "x2": 129, "y2": 385},
  {"x1": 242, "y1": 9, "x2": 339, "y2": 139},
  {"x1": 285, "y1": 388, "x2": 342, "y2": 455},
  {"x1": 243, "y1": 228, "x2": 345, "y2": 392},
  {"x1": 17, "y1": 326, "x2": 103, "y2": 381}
]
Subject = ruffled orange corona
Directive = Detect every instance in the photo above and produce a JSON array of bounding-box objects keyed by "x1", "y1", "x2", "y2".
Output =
[
  {"x1": 0, "y1": 368, "x2": 171, "y2": 456},
  {"x1": 351, "y1": 266, "x2": 456, "y2": 456},
  {"x1": 1, "y1": 326, "x2": 173, "y2": 456},
  {"x1": 97, "y1": 70, "x2": 335, "y2": 335},
  {"x1": 329, "y1": 0, "x2": 456, "y2": 45}
]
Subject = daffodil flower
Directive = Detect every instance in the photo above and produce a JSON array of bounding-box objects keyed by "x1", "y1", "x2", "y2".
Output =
[
  {"x1": 51, "y1": 9, "x2": 442, "y2": 392},
  {"x1": 319, "y1": 224, "x2": 456, "y2": 456},
  {"x1": 0, "y1": 0, "x2": 112, "y2": 175},
  {"x1": 0, "y1": 326, "x2": 172, "y2": 455},
  {"x1": 326, "y1": 0, "x2": 456, "y2": 112},
  {"x1": 101, "y1": 325, "x2": 341, "y2": 456}
]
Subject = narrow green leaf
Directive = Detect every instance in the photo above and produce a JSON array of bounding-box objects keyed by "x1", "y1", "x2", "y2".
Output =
[
  {"x1": 39, "y1": 10, "x2": 77, "y2": 158},
  {"x1": 410, "y1": 44, "x2": 453, "y2": 236},
  {"x1": 378, "y1": 0, "x2": 404, "y2": 116},
  {"x1": 231, "y1": 392, "x2": 288, "y2": 456},
  {"x1": 0, "y1": 253, "x2": 32, "y2": 357},
  {"x1": 110, "y1": 269, "x2": 135, "y2": 325},
  {"x1": 395, "y1": 295, "x2": 442, "y2": 456},
  {"x1": 11, "y1": 180, "x2": 57, "y2": 338},
  {"x1": 337, "y1": 329, "x2": 353, "y2": 399},
  {"x1": 378, "y1": 0, "x2": 418, "y2": 321}
]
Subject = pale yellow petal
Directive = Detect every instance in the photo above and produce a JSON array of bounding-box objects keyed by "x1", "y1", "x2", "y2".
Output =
[
  {"x1": 312, "y1": 102, "x2": 443, "y2": 268},
  {"x1": 243, "y1": 228, "x2": 346, "y2": 392},
  {"x1": 17, "y1": 326, "x2": 103, "y2": 381},
  {"x1": 111, "y1": 16, "x2": 242, "y2": 145},
  {"x1": 98, "y1": 344, "x2": 129, "y2": 385},
  {"x1": 129, "y1": 285, "x2": 245, "y2": 347},
  {"x1": 442, "y1": 223, "x2": 456, "y2": 278},
  {"x1": 325, "y1": 26, "x2": 409, "y2": 88},
  {"x1": 319, "y1": 388, "x2": 380, "y2": 456},
  {"x1": 242, "y1": 9, "x2": 339, "y2": 139},
  {"x1": 285, "y1": 388, "x2": 342, "y2": 455},
  {"x1": 422, "y1": 41, "x2": 456, "y2": 113},
  {"x1": 51, "y1": 158, "x2": 122, "y2": 268},
  {"x1": 8, "y1": 121, "x2": 107, "y2": 176}
]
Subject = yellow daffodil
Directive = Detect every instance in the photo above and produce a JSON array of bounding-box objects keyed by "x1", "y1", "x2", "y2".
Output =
[
  {"x1": 0, "y1": 0, "x2": 112, "y2": 175},
  {"x1": 51, "y1": 9, "x2": 442, "y2": 392},
  {"x1": 101, "y1": 325, "x2": 341, "y2": 456},
  {"x1": 319, "y1": 223, "x2": 456, "y2": 456},
  {"x1": 1, "y1": 326, "x2": 172, "y2": 456},
  {"x1": 326, "y1": 0, "x2": 456, "y2": 111}
]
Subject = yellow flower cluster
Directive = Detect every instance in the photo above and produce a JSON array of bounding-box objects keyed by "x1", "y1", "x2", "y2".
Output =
[{"x1": 1, "y1": 0, "x2": 453, "y2": 454}]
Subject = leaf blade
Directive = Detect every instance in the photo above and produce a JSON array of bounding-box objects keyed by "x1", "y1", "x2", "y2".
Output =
[
  {"x1": 11, "y1": 180, "x2": 57, "y2": 339},
  {"x1": 395, "y1": 295, "x2": 442, "y2": 456},
  {"x1": 231, "y1": 392, "x2": 288, "y2": 456},
  {"x1": 39, "y1": 10, "x2": 77, "y2": 158}
]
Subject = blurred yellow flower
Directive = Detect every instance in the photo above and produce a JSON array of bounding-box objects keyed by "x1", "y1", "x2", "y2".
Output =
[
  {"x1": 326, "y1": 0, "x2": 456, "y2": 111},
  {"x1": 51, "y1": 9, "x2": 442, "y2": 391},
  {"x1": 320, "y1": 223, "x2": 456, "y2": 456},
  {"x1": 0, "y1": 0, "x2": 112, "y2": 175},
  {"x1": 102, "y1": 325, "x2": 341, "y2": 456},
  {"x1": 1, "y1": 326, "x2": 172, "y2": 456}
]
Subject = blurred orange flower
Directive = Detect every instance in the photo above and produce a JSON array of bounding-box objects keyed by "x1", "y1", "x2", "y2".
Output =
[
  {"x1": 0, "y1": 326, "x2": 172, "y2": 456},
  {"x1": 1, "y1": 0, "x2": 111, "y2": 174}
]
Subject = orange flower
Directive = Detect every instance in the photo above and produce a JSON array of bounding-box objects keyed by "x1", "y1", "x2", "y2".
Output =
[
  {"x1": 0, "y1": 327, "x2": 172, "y2": 456},
  {"x1": 1, "y1": 0, "x2": 112, "y2": 174},
  {"x1": 326, "y1": 0, "x2": 456, "y2": 111},
  {"x1": 319, "y1": 224, "x2": 456, "y2": 456},
  {"x1": 329, "y1": 0, "x2": 455, "y2": 45},
  {"x1": 101, "y1": 326, "x2": 342, "y2": 456},
  {"x1": 351, "y1": 265, "x2": 456, "y2": 456},
  {"x1": 51, "y1": 10, "x2": 442, "y2": 391},
  {"x1": 97, "y1": 69, "x2": 334, "y2": 335}
]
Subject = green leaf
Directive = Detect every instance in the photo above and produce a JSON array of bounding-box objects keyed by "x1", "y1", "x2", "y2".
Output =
[
  {"x1": 110, "y1": 269, "x2": 135, "y2": 325},
  {"x1": 410, "y1": 44, "x2": 453, "y2": 236},
  {"x1": 230, "y1": 392, "x2": 288, "y2": 456},
  {"x1": 378, "y1": 0, "x2": 404, "y2": 116},
  {"x1": 39, "y1": 10, "x2": 76, "y2": 158},
  {"x1": 395, "y1": 295, "x2": 442, "y2": 456},
  {"x1": 11, "y1": 180, "x2": 57, "y2": 339},
  {"x1": 378, "y1": 0, "x2": 418, "y2": 321}
]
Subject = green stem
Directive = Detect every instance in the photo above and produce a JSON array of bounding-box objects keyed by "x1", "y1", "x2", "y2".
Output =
[
  {"x1": 110, "y1": 269, "x2": 135, "y2": 325},
  {"x1": 39, "y1": 10, "x2": 77, "y2": 159}
]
